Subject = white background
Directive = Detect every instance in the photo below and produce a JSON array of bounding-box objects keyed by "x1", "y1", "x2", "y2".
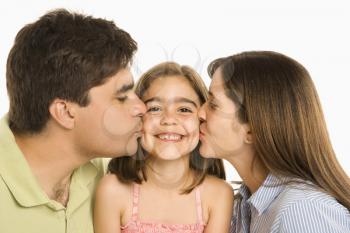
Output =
[{"x1": 1, "y1": 0, "x2": 349, "y2": 181}]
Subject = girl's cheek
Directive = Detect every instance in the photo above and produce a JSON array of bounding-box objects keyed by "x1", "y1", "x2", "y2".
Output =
[
  {"x1": 182, "y1": 118, "x2": 200, "y2": 132},
  {"x1": 142, "y1": 118, "x2": 158, "y2": 134}
]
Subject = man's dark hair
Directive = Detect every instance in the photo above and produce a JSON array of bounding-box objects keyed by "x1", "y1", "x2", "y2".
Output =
[{"x1": 6, "y1": 9, "x2": 137, "y2": 134}]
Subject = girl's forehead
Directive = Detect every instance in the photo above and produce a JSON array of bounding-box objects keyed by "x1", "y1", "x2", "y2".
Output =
[
  {"x1": 143, "y1": 77, "x2": 201, "y2": 104},
  {"x1": 144, "y1": 96, "x2": 199, "y2": 108}
]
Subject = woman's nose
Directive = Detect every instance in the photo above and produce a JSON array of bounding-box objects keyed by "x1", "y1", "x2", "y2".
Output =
[{"x1": 198, "y1": 102, "x2": 207, "y2": 123}]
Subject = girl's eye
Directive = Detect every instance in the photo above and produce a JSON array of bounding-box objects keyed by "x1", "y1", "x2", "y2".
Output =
[
  {"x1": 179, "y1": 107, "x2": 193, "y2": 113},
  {"x1": 147, "y1": 106, "x2": 161, "y2": 112},
  {"x1": 117, "y1": 96, "x2": 128, "y2": 102}
]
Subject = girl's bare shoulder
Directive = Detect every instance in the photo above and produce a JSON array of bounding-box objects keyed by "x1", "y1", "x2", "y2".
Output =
[
  {"x1": 200, "y1": 175, "x2": 234, "y2": 202},
  {"x1": 95, "y1": 173, "x2": 133, "y2": 205}
]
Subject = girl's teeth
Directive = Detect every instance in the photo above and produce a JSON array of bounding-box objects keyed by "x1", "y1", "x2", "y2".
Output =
[{"x1": 158, "y1": 134, "x2": 182, "y2": 140}]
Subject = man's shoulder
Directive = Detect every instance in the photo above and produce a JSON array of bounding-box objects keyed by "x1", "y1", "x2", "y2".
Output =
[
  {"x1": 90, "y1": 158, "x2": 111, "y2": 174},
  {"x1": 72, "y1": 158, "x2": 111, "y2": 189}
]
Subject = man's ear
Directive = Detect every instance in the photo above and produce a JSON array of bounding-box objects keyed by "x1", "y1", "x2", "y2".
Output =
[{"x1": 49, "y1": 99, "x2": 76, "y2": 130}]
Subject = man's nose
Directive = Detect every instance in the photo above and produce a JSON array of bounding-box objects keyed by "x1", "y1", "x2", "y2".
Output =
[{"x1": 131, "y1": 96, "x2": 146, "y2": 117}]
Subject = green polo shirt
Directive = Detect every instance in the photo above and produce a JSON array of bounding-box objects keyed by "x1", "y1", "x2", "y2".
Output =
[{"x1": 0, "y1": 115, "x2": 108, "y2": 233}]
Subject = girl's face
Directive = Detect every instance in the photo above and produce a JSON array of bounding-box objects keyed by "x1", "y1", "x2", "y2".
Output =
[
  {"x1": 198, "y1": 69, "x2": 251, "y2": 159},
  {"x1": 141, "y1": 76, "x2": 201, "y2": 160}
]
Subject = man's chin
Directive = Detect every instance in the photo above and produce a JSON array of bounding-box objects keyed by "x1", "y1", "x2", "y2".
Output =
[
  {"x1": 98, "y1": 137, "x2": 141, "y2": 158},
  {"x1": 97, "y1": 146, "x2": 138, "y2": 159},
  {"x1": 124, "y1": 137, "x2": 141, "y2": 157}
]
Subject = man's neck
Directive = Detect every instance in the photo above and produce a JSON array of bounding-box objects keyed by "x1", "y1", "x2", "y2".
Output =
[{"x1": 14, "y1": 131, "x2": 89, "y2": 206}]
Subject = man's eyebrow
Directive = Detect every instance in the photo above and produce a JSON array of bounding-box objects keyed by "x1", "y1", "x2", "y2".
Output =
[
  {"x1": 144, "y1": 97, "x2": 198, "y2": 108},
  {"x1": 116, "y1": 82, "x2": 134, "y2": 94}
]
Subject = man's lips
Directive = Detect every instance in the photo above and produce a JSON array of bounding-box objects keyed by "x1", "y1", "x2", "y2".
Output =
[
  {"x1": 199, "y1": 127, "x2": 206, "y2": 140},
  {"x1": 133, "y1": 128, "x2": 144, "y2": 137}
]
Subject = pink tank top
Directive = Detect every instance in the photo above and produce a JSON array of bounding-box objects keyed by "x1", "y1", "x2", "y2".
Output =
[{"x1": 121, "y1": 183, "x2": 206, "y2": 233}]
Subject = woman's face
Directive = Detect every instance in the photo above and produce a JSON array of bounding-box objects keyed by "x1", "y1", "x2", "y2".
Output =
[
  {"x1": 141, "y1": 76, "x2": 201, "y2": 160},
  {"x1": 198, "y1": 68, "x2": 250, "y2": 159}
]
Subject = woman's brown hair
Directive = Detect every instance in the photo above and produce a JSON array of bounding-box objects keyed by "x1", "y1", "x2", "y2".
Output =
[
  {"x1": 208, "y1": 51, "x2": 350, "y2": 210},
  {"x1": 108, "y1": 62, "x2": 226, "y2": 194}
]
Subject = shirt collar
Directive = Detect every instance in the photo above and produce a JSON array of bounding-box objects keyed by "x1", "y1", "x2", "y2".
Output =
[
  {"x1": 240, "y1": 173, "x2": 289, "y2": 216},
  {"x1": 0, "y1": 115, "x2": 98, "y2": 210}
]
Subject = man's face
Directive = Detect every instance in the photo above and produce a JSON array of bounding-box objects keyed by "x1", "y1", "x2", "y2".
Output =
[{"x1": 73, "y1": 68, "x2": 146, "y2": 158}]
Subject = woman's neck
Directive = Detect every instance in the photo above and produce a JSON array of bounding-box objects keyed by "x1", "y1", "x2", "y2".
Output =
[{"x1": 226, "y1": 150, "x2": 269, "y2": 194}]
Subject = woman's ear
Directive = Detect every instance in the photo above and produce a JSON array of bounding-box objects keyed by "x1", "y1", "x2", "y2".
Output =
[
  {"x1": 243, "y1": 124, "x2": 253, "y2": 144},
  {"x1": 49, "y1": 99, "x2": 76, "y2": 130}
]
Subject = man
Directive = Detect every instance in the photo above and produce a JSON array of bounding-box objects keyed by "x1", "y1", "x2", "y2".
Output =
[{"x1": 0, "y1": 9, "x2": 146, "y2": 233}]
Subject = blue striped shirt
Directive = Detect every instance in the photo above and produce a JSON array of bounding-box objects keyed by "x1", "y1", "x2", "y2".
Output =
[{"x1": 230, "y1": 174, "x2": 350, "y2": 233}]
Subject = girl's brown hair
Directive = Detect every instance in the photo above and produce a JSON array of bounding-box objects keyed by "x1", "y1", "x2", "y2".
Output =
[
  {"x1": 108, "y1": 62, "x2": 226, "y2": 193},
  {"x1": 208, "y1": 51, "x2": 350, "y2": 210}
]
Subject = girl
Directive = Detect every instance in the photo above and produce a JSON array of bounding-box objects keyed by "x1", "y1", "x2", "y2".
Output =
[
  {"x1": 94, "y1": 62, "x2": 234, "y2": 233},
  {"x1": 198, "y1": 51, "x2": 350, "y2": 233}
]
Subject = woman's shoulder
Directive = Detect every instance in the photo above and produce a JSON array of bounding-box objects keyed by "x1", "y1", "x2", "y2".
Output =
[
  {"x1": 275, "y1": 186, "x2": 350, "y2": 231},
  {"x1": 280, "y1": 184, "x2": 347, "y2": 210}
]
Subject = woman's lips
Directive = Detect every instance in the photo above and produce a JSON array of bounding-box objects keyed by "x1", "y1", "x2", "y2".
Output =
[
  {"x1": 134, "y1": 130, "x2": 144, "y2": 137},
  {"x1": 199, "y1": 128, "x2": 206, "y2": 136},
  {"x1": 199, "y1": 129, "x2": 206, "y2": 141}
]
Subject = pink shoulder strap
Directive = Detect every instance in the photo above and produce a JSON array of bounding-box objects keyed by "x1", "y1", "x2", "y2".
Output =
[
  {"x1": 195, "y1": 186, "x2": 204, "y2": 225},
  {"x1": 131, "y1": 183, "x2": 140, "y2": 221}
]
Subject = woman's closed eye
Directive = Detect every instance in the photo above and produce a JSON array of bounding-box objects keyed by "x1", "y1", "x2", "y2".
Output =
[{"x1": 208, "y1": 100, "x2": 217, "y2": 110}]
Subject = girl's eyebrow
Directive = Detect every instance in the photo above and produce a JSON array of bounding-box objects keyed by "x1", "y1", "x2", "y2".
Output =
[{"x1": 144, "y1": 97, "x2": 198, "y2": 108}]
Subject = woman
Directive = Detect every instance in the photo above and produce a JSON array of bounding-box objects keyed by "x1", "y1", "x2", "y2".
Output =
[{"x1": 198, "y1": 51, "x2": 350, "y2": 233}]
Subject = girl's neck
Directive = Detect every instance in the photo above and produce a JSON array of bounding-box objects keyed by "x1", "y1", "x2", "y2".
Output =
[{"x1": 145, "y1": 155, "x2": 192, "y2": 191}]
